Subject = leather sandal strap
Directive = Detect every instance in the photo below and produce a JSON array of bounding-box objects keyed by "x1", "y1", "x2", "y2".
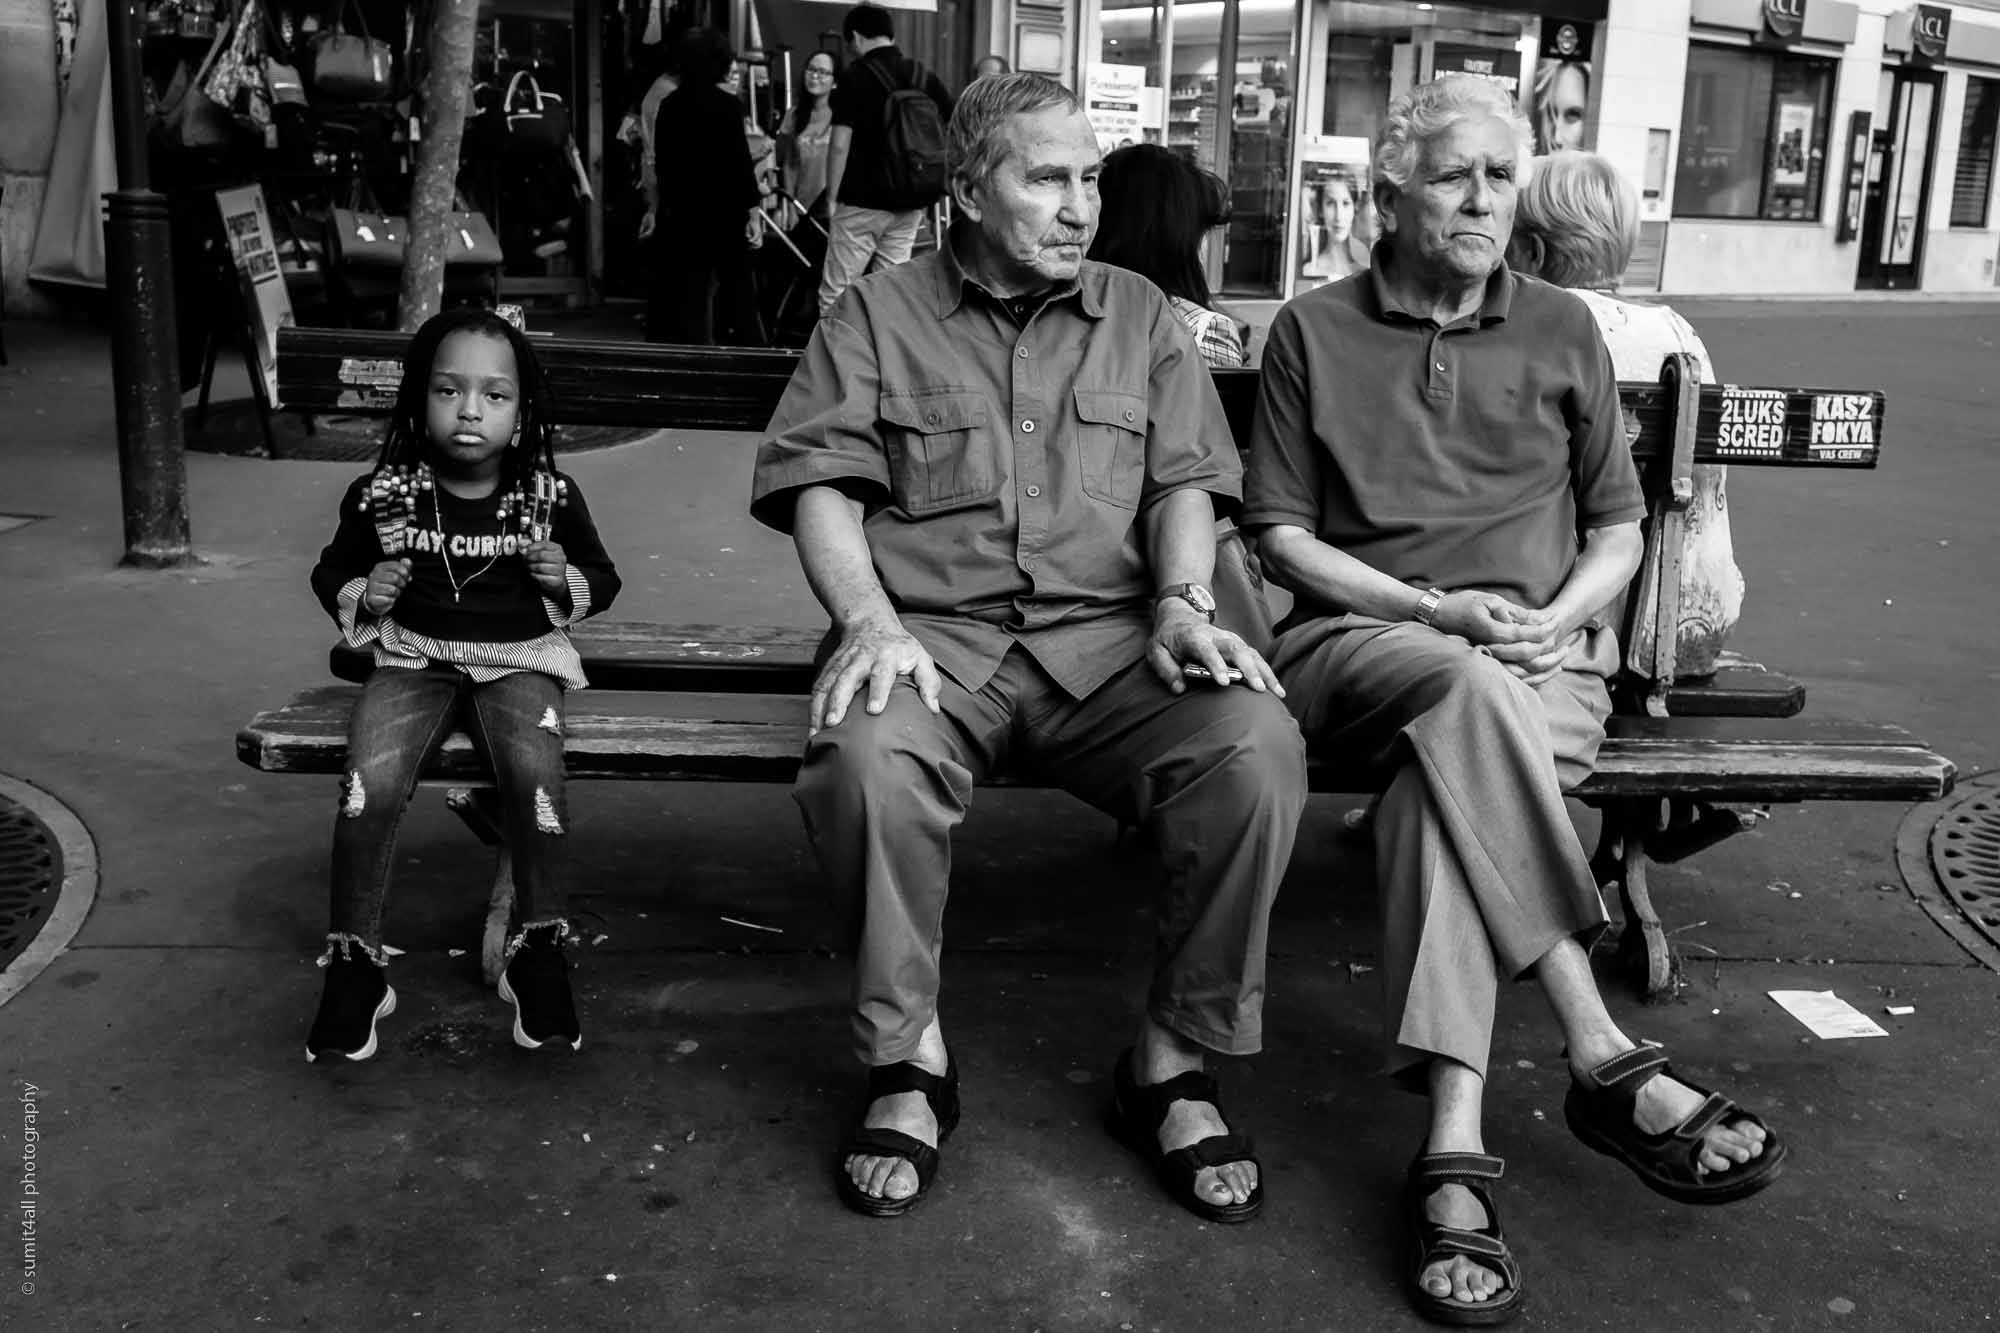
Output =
[
  {"x1": 865, "y1": 1058, "x2": 948, "y2": 1104},
  {"x1": 1410, "y1": 1151, "x2": 1505, "y2": 1186},
  {"x1": 1427, "y1": 1226, "x2": 1512, "y2": 1262},
  {"x1": 1165, "y1": 1132, "x2": 1258, "y2": 1174},
  {"x1": 1584, "y1": 1043, "x2": 1670, "y2": 1090},
  {"x1": 1125, "y1": 1066, "x2": 1225, "y2": 1131},
  {"x1": 845, "y1": 1125, "x2": 939, "y2": 1171},
  {"x1": 1672, "y1": 1091, "x2": 1740, "y2": 1142}
]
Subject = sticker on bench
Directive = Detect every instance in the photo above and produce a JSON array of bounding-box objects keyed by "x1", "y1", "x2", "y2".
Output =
[
  {"x1": 1804, "y1": 392, "x2": 1878, "y2": 462},
  {"x1": 336, "y1": 387, "x2": 399, "y2": 410},
  {"x1": 1713, "y1": 388, "x2": 1789, "y2": 460},
  {"x1": 337, "y1": 356, "x2": 404, "y2": 388}
]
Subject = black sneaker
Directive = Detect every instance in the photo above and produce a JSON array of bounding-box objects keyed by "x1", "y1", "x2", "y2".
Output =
[
  {"x1": 498, "y1": 926, "x2": 581, "y2": 1051},
  {"x1": 306, "y1": 950, "x2": 396, "y2": 1063}
]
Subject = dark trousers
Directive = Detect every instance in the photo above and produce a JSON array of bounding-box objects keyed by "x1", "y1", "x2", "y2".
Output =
[
  {"x1": 793, "y1": 647, "x2": 1307, "y2": 1066},
  {"x1": 647, "y1": 230, "x2": 764, "y2": 346},
  {"x1": 330, "y1": 665, "x2": 570, "y2": 948}
]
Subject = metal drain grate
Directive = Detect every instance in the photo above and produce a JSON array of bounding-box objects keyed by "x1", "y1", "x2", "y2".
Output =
[
  {"x1": 1931, "y1": 784, "x2": 2000, "y2": 940},
  {"x1": 0, "y1": 796, "x2": 62, "y2": 973}
]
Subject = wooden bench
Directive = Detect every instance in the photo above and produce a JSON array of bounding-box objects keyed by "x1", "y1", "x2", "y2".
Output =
[{"x1": 243, "y1": 327, "x2": 1956, "y2": 995}]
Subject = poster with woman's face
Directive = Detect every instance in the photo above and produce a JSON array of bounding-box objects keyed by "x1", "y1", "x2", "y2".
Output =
[
  {"x1": 1531, "y1": 22, "x2": 1595, "y2": 155},
  {"x1": 1297, "y1": 137, "x2": 1374, "y2": 292}
]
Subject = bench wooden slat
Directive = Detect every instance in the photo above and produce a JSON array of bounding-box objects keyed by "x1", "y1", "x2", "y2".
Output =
[
  {"x1": 329, "y1": 623, "x2": 1808, "y2": 718},
  {"x1": 237, "y1": 688, "x2": 1954, "y2": 804},
  {"x1": 274, "y1": 328, "x2": 1883, "y2": 470}
]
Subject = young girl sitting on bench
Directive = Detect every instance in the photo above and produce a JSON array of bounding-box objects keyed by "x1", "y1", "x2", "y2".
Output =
[{"x1": 304, "y1": 307, "x2": 621, "y2": 1063}]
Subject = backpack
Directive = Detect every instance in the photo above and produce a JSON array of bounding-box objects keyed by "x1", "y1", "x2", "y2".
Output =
[{"x1": 865, "y1": 58, "x2": 948, "y2": 209}]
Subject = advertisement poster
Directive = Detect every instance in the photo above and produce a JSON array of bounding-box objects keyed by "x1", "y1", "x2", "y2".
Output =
[
  {"x1": 1085, "y1": 62, "x2": 1147, "y2": 153},
  {"x1": 1531, "y1": 21, "x2": 1594, "y2": 154},
  {"x1": 1296, "y1": 135, "x2": 1373, "y2": 294},
  {"x1": 1432, "y1": 42, "x2": 1522, "y2": 99},
  {"x1": 1773, "y1": 99, "x2": 1814, "y2": 188},
  {"x1": 213, "y1": 185, "x2": 295, "y2": 408}
]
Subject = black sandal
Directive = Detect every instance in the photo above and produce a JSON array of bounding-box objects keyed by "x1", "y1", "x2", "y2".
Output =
[
  {"x1": 1404, "y1": 1151, "x2": 1524, "y2": 1327},
  {"x1": 835, "y1": 1054, "x2": 960, "y2": 1218},
  {"x1": 1106, "y1": 1048, "x2": 1264, "y2": 1224},
  {"x1": 1564, "y1": 1043, "x2": 1785, "y2": 1205}
]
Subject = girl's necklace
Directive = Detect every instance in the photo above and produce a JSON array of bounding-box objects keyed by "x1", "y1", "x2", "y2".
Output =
[{"x1": 434, "y1": 485, "x2": 502, "y2": 603}]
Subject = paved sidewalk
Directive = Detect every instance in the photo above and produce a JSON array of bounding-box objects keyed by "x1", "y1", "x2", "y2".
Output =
[{"x1": 1, "y1": 310, "x2": 1996, "y2": 1331}]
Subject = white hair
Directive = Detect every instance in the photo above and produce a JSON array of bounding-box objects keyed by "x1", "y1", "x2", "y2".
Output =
[{"x1": 1372, "y1": 74, "x2": 1536, "y2": 193}]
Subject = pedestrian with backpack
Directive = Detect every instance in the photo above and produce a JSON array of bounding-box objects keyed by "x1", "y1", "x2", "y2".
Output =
[{"x1": 817, "y1": 4, "x2": 955, "y2": 315}]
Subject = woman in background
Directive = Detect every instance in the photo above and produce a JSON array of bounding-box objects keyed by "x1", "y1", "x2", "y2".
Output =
[
  {"x1": 777, "y1": 50, "x2": 839, "y2": 224},
  {"x1": 1091, "y1": 144, "x2": 1246, "y2": 367},
  {"x1": 1509, "y1": 150, "x2": 1743, "y2": 678},
  {"x1": 1090, "y1": 143, "x2": 1270, "y2": 650}
]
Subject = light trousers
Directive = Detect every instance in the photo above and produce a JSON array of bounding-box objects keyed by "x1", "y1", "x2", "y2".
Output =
[{"x1": 1275, "y1": 618, "x2": 1619, "y2": 1084}]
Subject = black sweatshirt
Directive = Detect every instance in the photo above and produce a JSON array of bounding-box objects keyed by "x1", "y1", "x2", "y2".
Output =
[{"x1": 311, "y1": 469, "x2": 621, "y2": 643}]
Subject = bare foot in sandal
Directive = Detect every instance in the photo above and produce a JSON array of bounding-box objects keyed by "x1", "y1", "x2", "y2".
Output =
[
  {"x1": 1574, "y1": 1040, "x2": 1767, "y2": 1175},
  {"x1": 1419, "y1": 1183, "x2": 1510, "y2": 1307},
  {"x1": 842, "y1": 1019, "x2": 952, "y2": 1209}
]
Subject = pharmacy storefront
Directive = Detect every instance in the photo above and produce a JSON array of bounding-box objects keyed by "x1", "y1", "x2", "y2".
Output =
[{"x1": 1078, "y1": 0, "x2": 1610, "y2": 299}]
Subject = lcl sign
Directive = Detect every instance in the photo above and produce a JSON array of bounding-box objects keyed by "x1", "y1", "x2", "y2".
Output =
[
  {"x1": 1913, "y1": 3, "x2": 1952, "y2": 63},
  {"x1": 1763, "y1": 0, "x2": 1809, "y2": 41}
]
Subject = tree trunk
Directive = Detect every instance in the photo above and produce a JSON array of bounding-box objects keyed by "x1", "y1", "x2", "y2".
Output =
[{"x1": 397, "y1": 0, "x2": 482, "y2": 331}]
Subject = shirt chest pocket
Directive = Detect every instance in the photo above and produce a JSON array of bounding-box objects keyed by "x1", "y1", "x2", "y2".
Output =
[
  {"x1": 1072, "y1": 388, "x2": 1147, "y2": 509},
  {"x1": 878, "y1": 392, "x2": 997, "y2": 514}
]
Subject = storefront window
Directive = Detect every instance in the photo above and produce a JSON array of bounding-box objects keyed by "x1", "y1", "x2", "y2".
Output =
[
  {"x1": 1950, "y1": 75, "x2": 2000, "y2": 228},
  {"x1": 1297, "y1": 2, "x2": 1546, "y2": 295},
  {"x1": 1674, "y1": 43, "x2": 1834, "y2": 222},
  {"x1": 1092, "y1": 0, "x2": 1302, "y2": 298}
]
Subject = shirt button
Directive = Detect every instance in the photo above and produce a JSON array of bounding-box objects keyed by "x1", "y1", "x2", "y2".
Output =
[
  {"x1": 1434, "y1": 362, "x2": 1446, "y2": 372},
  {"x1": 1025, "y1": 484, "x2": 1041, "y2": 497},
  {"x1": 1123, "y1": 409, "x2": 1136, "y2": 422},
  {"x1": 1017, "y1": 347, "x2": 1028, "y2": 358},
  {"x1": 927, "y1": 411, "x2": 940, "y2": 424},
  {"x1": 1021, "y1": 419, "x2": 1036, "y2": 433}
]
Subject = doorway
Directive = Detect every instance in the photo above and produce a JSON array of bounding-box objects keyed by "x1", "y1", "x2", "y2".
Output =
[{"x1": 1858, "y1": 66, "x2": 1941, "y2": 290}]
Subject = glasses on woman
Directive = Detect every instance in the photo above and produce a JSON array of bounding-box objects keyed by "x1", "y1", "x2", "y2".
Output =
[{"x1": 805, "y1": 65, "x2": 834, "y2": 81}]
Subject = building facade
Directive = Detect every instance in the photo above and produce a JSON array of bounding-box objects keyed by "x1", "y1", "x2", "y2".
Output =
[
  {"x1": 6, "y1": 0, "x2": 2000, "y2": 308},
  {"x1": 1068, "y1": 0, "x2": 2000, "y2": 296}
]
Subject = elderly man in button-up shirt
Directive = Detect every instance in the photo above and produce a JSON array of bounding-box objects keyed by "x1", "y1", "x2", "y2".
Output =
[{"x1": 751, "y1": 73, "x2": 1305, "y2": 1225}]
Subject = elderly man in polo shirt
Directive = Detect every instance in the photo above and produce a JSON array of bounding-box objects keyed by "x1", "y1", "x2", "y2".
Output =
[
  {"x1": 752, "y1": 73, "x2": 1306, "y2": 1224},
  {"x1": 1244, "y1": 75, "x2": 1785, "y2": 1324}
]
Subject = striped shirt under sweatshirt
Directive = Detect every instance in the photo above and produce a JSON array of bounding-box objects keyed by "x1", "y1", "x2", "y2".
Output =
[{"x1": 310, "y1": 470, "x2": 622, "y2": 690}]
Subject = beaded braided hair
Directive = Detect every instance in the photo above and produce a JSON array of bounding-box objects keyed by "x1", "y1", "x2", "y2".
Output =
[{"x1": 360, "y1": 308, "x2": 566, "y2": 551}]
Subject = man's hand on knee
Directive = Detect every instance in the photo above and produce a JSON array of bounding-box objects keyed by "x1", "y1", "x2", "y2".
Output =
[{"x1": 810, "y1": 617, "x2": 943, "y2": 734}]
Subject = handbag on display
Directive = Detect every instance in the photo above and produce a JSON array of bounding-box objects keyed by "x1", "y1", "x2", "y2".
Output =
[
  {"x1": 310, "y1": 0, "x2": 393, "y2": 101},
  {"x1": 329, "y1": 208, "x2": 502, "y2": 270},
  {"x1": 481, "y1": 70, "x2": 570, "y2": 156},
  {"x1": 157, "y1": 19, "x2": 235, "y2": 150}
]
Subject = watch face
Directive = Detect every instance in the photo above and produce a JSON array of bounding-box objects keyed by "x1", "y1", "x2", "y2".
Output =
[{"x1": 1187, "y1": 584, "x2": 1217, "y2": 614}]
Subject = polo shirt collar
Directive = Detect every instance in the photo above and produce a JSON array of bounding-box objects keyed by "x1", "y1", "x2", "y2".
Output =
[
  {"x1": 935, "y1": 233, "x2": 1104, "y2": 321},
  {"x1": 1366, "y1": 243, "x2": 1516, "y2": 327}
]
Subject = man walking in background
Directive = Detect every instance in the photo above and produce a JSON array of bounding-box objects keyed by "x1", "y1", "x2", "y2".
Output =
[{"x1": 818, "y1": 3, "x2": 955, "y2": 314}]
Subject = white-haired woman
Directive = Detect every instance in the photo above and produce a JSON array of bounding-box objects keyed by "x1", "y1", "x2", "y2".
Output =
[{"x1": 1509, "y1": 151, "x2": 1744, "y2": 679}]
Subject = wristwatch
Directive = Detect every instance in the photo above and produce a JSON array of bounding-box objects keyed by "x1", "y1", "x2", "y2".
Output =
[
  {"x1": 1155, "y1": 582, "x2": 1217, "y2": 622},
  {"x1": 1413, "y1": 587, "x2": 1447, "y2": 627}
]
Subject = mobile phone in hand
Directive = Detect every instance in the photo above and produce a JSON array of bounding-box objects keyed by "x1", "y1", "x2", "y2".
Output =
[{"x1": 1182, "y1": 663, "x2": 1245, "y2": 685}]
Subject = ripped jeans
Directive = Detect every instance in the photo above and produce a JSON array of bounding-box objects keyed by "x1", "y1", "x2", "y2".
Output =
[{"x1": 330, "y1": 664, "x2": 569, "y2": 955}]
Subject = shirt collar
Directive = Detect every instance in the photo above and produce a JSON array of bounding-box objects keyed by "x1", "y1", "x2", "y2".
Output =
[
  {"x1": 1366, "y1": 242, "x2": 1516, "y2": 327},
  {"x1": 934, "y1": 234, "x2": 1105, "y2": 321}
]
